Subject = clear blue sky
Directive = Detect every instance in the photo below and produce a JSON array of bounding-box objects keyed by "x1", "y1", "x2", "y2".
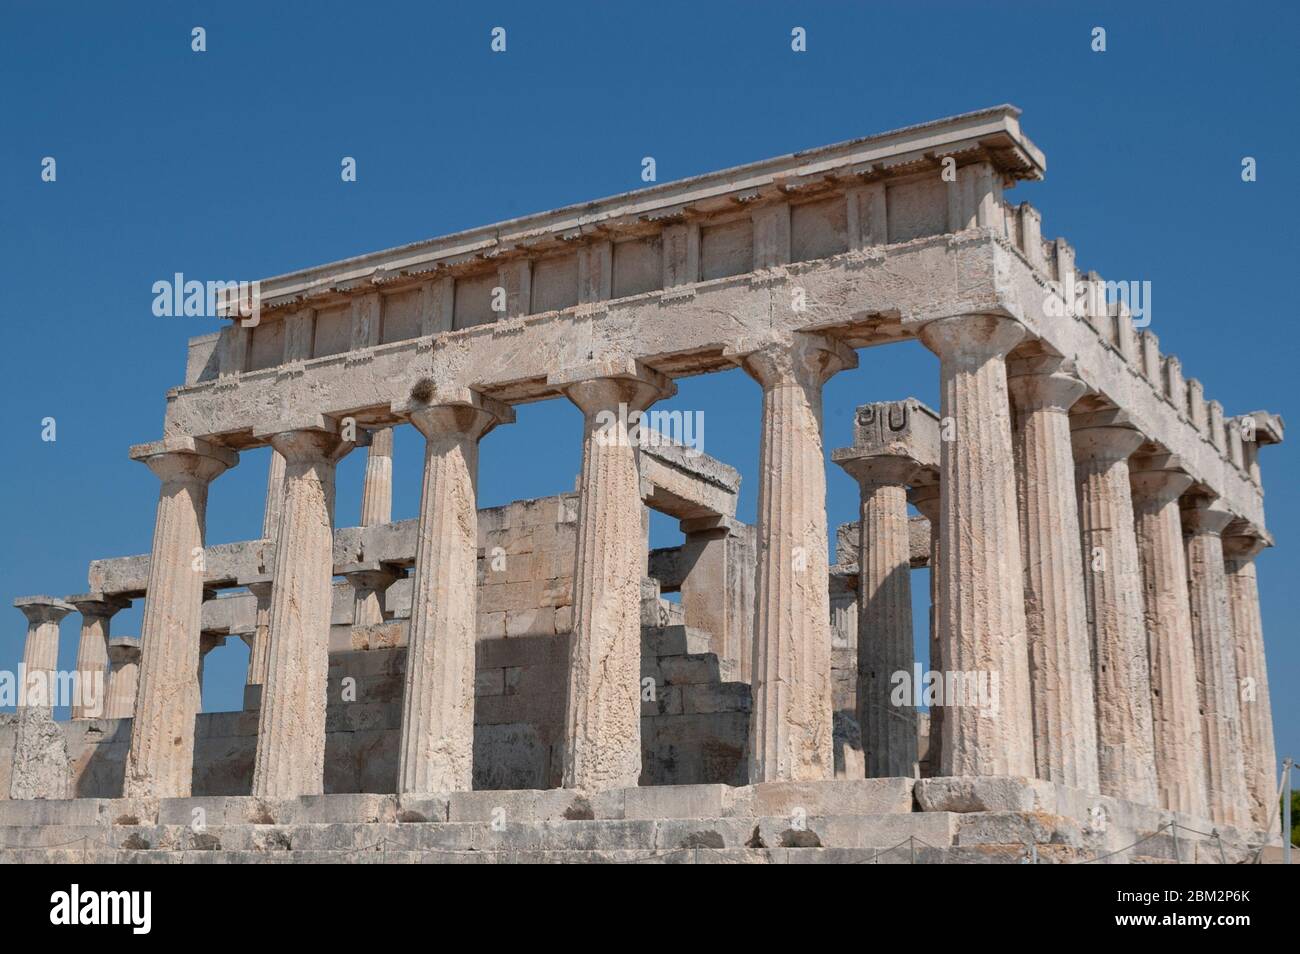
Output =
[{"x1": 2, "y1": 2, "x2": 1295, "y2": 782}]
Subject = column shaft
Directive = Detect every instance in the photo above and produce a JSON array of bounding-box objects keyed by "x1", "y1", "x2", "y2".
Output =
[
  {"x1": 918, "y1": 314, "x2": 1034, "y2": 777},
  {"x1": 68, "y1": 595, "x2": 128, "y2": 719},
  {"x1": 397, "y1": 399, "x2": 509, "y2": 793},
  {"x1": 251, "y1": 429, "x2": 348, "y2": 798},
  {"x1": 559, "y1": 366, "x2": 674, "y2": 790},
  {"x1": 1130, "y1": 463, "x2": 1209, "y2": 817},
  {"x1": 360, "y1": 426, "x2": 394, "y2": 527},
  {"x1": 1223, "y1": 533, "x2": 1278, "y2": 831},
  {"x1": 1073, "y1": 421, "x2": 1158, "y2": 805},
  {"x1": 15, "y1": 598, "x2": 74, "y2": 709},
  {"x1": 856, "y1": 478, "x2": 917, "y2": 777},
  {"x1": 1183, "y1": 498, "x2": 1251, "y2": 827},
  {"x1": 104, "y1": 638, "x2": 141, "y2": 720},
  {"x1": 124, "y1": 440, "x2": 234, "y2": 798},
  {"x1": 741, "y1": 335, "x2": 855, "y2": 782},
  {"x1": 1008, "y1": 358, "x2": 1099, "y2": 791}
]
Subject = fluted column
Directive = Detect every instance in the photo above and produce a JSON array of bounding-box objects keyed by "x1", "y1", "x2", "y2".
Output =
[
  {"x1": 1007, "y1": 355, "x2": 1099, "y2": 791},
  {"x1": 736, "y1": 335, "x2": 856, "y2": 782},
  {"x1": 1129, "y1": 456, "x2": 1209, "y2": 818},
  {"x1": 14, "y1": 596, "x2": 74, "y2": 709},
  {"x1": 360, "y1": 427, "x2": 394, "y2": 527},
  {"x1": 104, "y1": 637, "x2": 141, "y2": 719},
  {"x1": 551, "y1": 361, "x2": 675, "y2": 790},
  {"x1": 833, "y1": 455, "x2": 919, "y2": 778},
  {"x1": 251, "y1": 427, "x2": 351, "y2": 798},
  {"x1": 907, "y1": 480, "x2": 942, "y2": 772},
  {"x1": 67, "y1": 594, "x2": 130, "y2": 719},
  {"x1": 1222, "y1": 526, "x2": 1279, "y2": 832},
  {"x1": 397, "y1": 394, "x2": 512, "y2": 794},
  {"x1": 238, "y1": 577, "x2": 273, "y2": 686},
  {"x1": 1072, "y1": 415, "x2": 1157, "y2": 805},
  {"x1": 261, "y1": 449, "x2": 286, "y2": 540},
  {"x1": 917, "y1": 314, "x2": 1034, "y2": 777},
  {"x1": 123, "y1": 437, "x2": 236, "y2": 798},
  {"x1": 1182, "y1": 495, "x2": 1251, "y2": 827}
]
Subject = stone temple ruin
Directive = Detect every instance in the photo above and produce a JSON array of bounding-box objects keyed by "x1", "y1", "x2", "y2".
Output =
[{"x1": 1, "y1": 106, "x2": 1285, "y2": 862}]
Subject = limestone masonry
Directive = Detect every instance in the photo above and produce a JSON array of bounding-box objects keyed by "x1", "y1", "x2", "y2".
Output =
[{"x1": 1, "y1": 106, "x2": 1285, "y2": 863}]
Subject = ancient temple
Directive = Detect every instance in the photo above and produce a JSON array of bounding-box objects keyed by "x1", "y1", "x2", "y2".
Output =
[{"x1": 1, "y1": 106, "x2": 1283, "y2": 862}]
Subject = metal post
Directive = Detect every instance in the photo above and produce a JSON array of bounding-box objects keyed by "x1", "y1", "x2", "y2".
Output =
[{"x1": 1171, "y1": 820, "x2": 1181, "y2": 864}]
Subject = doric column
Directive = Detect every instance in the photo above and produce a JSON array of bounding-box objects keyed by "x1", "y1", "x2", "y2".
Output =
[
  {"x1": 1006, "y1": 354, "x2": 1099, "y2": 792},
  {"x1": 67, "y1": 593, "x2": 130, "y2": 719},
  {"x1": 1222, "y1": 525, "x2": 1279, "y2": 832},
  {"x1": 251, "y1": 427, "x2": 351, "y2": 798},
  {"x1": 1181, "y1": 495, "x2": 1251, "y2": 827},
  {"x1": 360, "y1": 426, "x2": 394, "y2": 527},
  {"x1": 123, "y1": 437, "x2": 236, "y2": 798},
  {"x1": 14, "y1": 596, "x2": 74, "y2": 709},
  {"x1": 237, "y1": 576, "x2": 273, "y2": 686},
  {"x1": 104, "y1": 637, "x2": 141, "y2": 719},
  {"x1": 907, "y1": 479, "x2": 942, "y2": 771},
  {"x1": 1071, "y1": 412, "x2": 1158, "y2": 805},
  {"x1": 916, "y1": 314, "x2": 1034, "y2": 777},
  {"x1": 832, "y1": 455, "x2": 920, "y2": 778},
  {"x1": 340, "y1": 562, "x2": 403, "y2": 627},
  {"x1": 396, "y1": 393, "x2": 513, "y2": 794},
  {"x1": 1129, "y1": 455, "x2": 1209, "y2": 818},
  {"x1": 550, "y1": 359, "x2": 675, "y2": 791},
  {"x1": 735, "y1": 334, "x2": 856, "y2": 782},
  {"x1": 261, "y1": 448, "x2": 286, "y2": 540}
]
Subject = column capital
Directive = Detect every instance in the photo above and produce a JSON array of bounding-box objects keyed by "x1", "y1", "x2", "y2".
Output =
[
  {"x1": 726, "y1": 332, "x2": 857, "y2": 390},
  {"x1": 130, "y1": 436, "x2": 238, "y2": 485},
  {"x1": 338, "y1": 561, "x2": 404, "y2": 590},
  {"x1": 916, "y1": 313, "x2": 1026, "y2": 366},
  {"x1": 1222, "y1": 528, "x2": 1269, "y2": 562},
  {"x1": 396, "y1": 389, "x2": 514, "y2": 441},
  {"x1": 1180, "y1": 493, "x2": 1234, "y2": 537},
  {"x1": 265, "y1": 426, "x2": 354, "y2": 465},
  {"x1": 1128, "y1": 452, "x2": 1195, "y2": 505},
  {"x1": 107, "y1": 636, "x2": 141, "y2": 665},
  {"x1": 1071, "y1": 408, "x2": 1146, "y2": 463},
  {"x1": 832, "y1": 451, "x2": 923, "y2": 488},
  {"x1": 905, "y1": 475, "x2": 941, "y2": 522},
  {"x1": 66, "y1": 592, "x2": 131, "y2": 620},
  {"x1": 1006, "y1": 353, "x2": 1087, "y2": 412},
  {"x1": 549, "y1": 358, "x2": 675, "y2": 414},
  {"x1": 14, "y1": 596, "x2": 74, "y2": 626}
]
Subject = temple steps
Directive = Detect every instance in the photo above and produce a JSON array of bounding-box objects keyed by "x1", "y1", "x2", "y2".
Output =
[{"x1": 0, "y1": 778, "x2": 1270, "y2": 864}]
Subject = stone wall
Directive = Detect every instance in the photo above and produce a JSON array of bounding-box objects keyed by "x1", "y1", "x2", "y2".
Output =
[{"x1": 1, "y1": 625, "x2": 749, "y2": 798}]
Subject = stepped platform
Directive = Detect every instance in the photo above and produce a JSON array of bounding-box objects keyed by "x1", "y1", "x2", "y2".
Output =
[{"x1": 0, "y1": 776, "x2": 1273, "y2": 864}]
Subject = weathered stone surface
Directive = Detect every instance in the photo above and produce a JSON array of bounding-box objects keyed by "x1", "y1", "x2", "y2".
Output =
[
  {"x1": 1181, "y1": 495, "x2": 1252, "y2": 828},
  {"x1": 1129, "y1": 457, "x2": 1209, "y2": 818},
  {"x1": 252, "y1": 428, "x2": 352, "y2": 798},
  {"x1": 1007, "y1": 354, "x2": 1099, "y2": 792},
  {"x1": 397, "y1": 395, "x2": 512, "y2": 794},
  {"x1": 1222, "y1": 528, "x2": 1279, "y2": 832},
  {"x1": 8, "y1": 708, "x2": 71, "y2": 800},
  {"x1": 737, "y1": 334, "x2": 854, "y2": 784},
  {"x1": 124, "y1": 439, "x2": 236, "y2": 799},
  {"x1": 918, "y1": 314, "x2": 1034, "y2": 778},
  {"x1": 1072, "y1": 415, "x2": 1157, "y2": 806}
]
